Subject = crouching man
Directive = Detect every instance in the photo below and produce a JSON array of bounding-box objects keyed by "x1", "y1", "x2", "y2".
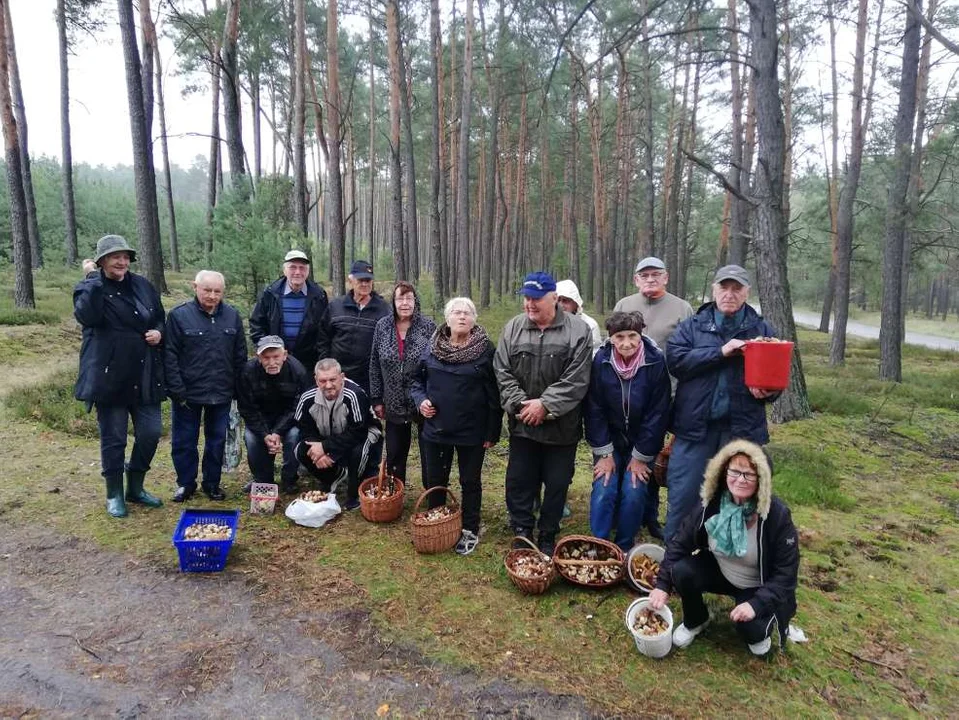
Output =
[
  {"x1": 294, "y1": 358, "x2": 383, "y2": 510},
  {"x1": 237, "y1": 336, "x2": 313, "y2": 494}
]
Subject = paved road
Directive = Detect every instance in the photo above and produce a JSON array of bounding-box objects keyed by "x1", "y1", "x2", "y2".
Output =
[{"x1": 793, "y1": 309, "x2": 959, "y2": 352}]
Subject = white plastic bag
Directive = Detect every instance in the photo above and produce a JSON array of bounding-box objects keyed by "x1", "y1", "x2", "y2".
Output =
[{"x1": 284, "y1": 495, "x2": 341, "y2": 528}]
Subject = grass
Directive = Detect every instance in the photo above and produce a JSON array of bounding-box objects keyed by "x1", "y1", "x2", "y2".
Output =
[{"x1": 1, "y1": 270, "x2": 958, "y2": 717}]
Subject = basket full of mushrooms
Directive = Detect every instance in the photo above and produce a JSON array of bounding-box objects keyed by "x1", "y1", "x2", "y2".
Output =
[{"x1": 553, "y1": 535, "x2": 625, "y2": 588}]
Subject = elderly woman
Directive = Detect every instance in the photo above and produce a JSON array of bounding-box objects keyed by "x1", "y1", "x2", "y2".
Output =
[
  {"x1": 74, "y1": 235, "x2": 165, "y2": 517},
  {"x1": 369, "y1": 281, "x2": 436, "y2": 486},
  {"x1": 648, "y1": 440, "x2": 799, "y2": 656},
  {"x1": 411, "y1": 297, "x2": 502, "y2": 555},
  {"x1": 584, "y1": 311, "x2": 670, "y2": 551}
]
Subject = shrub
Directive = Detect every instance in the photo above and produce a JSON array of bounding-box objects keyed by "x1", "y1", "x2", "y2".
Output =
[{"x1": 6, "y1": 370, "x2": 98, "y2": 438}]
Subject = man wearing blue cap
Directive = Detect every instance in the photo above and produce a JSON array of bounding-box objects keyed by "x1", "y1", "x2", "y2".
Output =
[
  {"x1": 315, "y1": 260, "x2": 391, "y2": 396},
  {"x1": 494, "y1": 271, "x2": 593, "y2": 556}
]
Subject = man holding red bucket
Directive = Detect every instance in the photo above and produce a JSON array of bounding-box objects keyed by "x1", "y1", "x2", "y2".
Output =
[{"x1": 663, "y1": 265, "x2": 781, "y2": 542}]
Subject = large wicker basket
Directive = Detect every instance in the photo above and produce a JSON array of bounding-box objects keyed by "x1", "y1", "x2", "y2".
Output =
[
  {"x1": 504, "y1": 536, "x2": 556, "y2": 595},
  {"x1": 410, "y1": 486, "x2": 462, "y2": 554},
  {"x1": 358, "y1": 469, "x2": 405, "y2": 523},
  {"x1": 553, "y1": 534, "x2": 626, "y2": 588}
]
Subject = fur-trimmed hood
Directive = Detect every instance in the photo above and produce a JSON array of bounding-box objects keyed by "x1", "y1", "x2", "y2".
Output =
[{"x1": 700, "y1": 439, "x2": 772, "y2": 519}]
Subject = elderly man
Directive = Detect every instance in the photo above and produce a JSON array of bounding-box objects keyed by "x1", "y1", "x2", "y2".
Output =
[
  {"x1": 165, "y1": 270, "x2": 248, "y2": 502},
  {"x1": 556, "y1": 279, "x2": 602, "y2": 355},
  {"x1": 614, "y1": 256, "x2": 693, "y2": 539},
  {"x1": 664, "y1": 264, "x2": 779, "y2": 541},
  {"x1": 294, "y1": 358, "x2": 383, "y2": 510},
  {"x1": 495, "y1": 271, "x2": 593, "y2": 556},
  {"x1": 237, "y1": 336, "x2": 312, "y2": 494},
  {"x1": 315, "y1": 260, "x2": 390, "y2": 395},
  {"x1": 249, "y1": 249, "x2": 329, "y2": 372}
]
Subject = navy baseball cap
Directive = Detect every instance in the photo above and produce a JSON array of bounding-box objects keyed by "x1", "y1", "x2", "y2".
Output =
[
  {"x1": 518, "y1": 271, "x2": 557, "y2": 299},
  {"x1": 350, "y1": 260, "x2": 374, "y2": 279}
]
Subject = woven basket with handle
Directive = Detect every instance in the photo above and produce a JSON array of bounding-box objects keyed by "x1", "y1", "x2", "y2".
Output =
[
  {"x1": 504, "y1": 536, "x2": 556, "y2": 595},
  {"x1": 553, "y1": 534, "x2": 626, "y2": 588},
  {"x1": 358, "y1": 456, "x2": 405, "y2": 523},
  {"x1": 410, "y1": 486, "x2": 462, "y2": 554}
]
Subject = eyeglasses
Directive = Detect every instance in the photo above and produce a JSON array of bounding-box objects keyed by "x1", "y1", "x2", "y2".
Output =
[
  {"x1": 726, "y1": 468, "x2": 758, "y2": 483},
  {"x1": 638, "y1": 272, "x2": 665, "y2": 281}
]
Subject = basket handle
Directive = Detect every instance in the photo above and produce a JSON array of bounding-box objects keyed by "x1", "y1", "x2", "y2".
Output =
[
  {"x1": 510, "y1": 535, "x2": 542, "y2": 554},
  {"x1": 377, "y1": 453, "x2": 387, "y2": 492},
  {"x1": 412, "y1": 485, "x2": 460, "y2": 513}
]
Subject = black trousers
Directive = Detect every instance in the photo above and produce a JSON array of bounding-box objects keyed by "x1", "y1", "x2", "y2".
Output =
[
  {"x1": 385, "y1": 419, "x2": 426, "y2": 488},
  {"x1": 295, "y1": 436, "x2": 382, "y2": 502},
  {"x1": 505, "y1": 436, "x2": 577, "y2": 540},
  {"x1": 421, "y1": 440, "x2": 486, "y2": 533},
  {"x1": 671, "y1": 551, "x2": 776, "y2": 645}
]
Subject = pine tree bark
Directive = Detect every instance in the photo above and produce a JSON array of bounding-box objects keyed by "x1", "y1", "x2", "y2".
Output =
[
  {"x1": 397, "y1": 27, "x2": 419, "y2": 282},
  {"x1": 478, "y1": 0, "x2": 503, "y2": 307},
  {"x1": 202, "y1": 0, "x2": 221, "y2": 255},
  {"x1": 455, "y1": 0, "x2": 474, "y2": 296},
  {"x1": 748, "y1": 0, "x2": 810, "y2": 422},
  {"x1": 386, "y1": 0, "x2": 408, "y2": 280},
  {"x1": 154, "y1": 44, "x2": 179, "y2": 272},
  {"x1": 56, "y1": 0, "x2": 78, "y2": 265},
  {"x1": 819, "y1": 0, "x2": 841, "y2": 333},
  {"x1": 429, "y1": 0, "x2": 447, "y2": 298},
  {"x1": 879, "y1": 0, "x2": 921, "y2": 382},
  {"x1": 726, "y1": 0, "x2": 747, "y2": 266},
  {"x1": 637, "y1": 0, "x2": 655, "y2": 259},
  {"x1": 367, "y1": 0, "x2": 376, "y2": 265},
  {"x1": 292, "y1": 0, "x2": 307, "y2": 235},
  {"x1": 220, "y1": 0, "x2": 246, "y2": 191},
  {"x1": 326, "y1": 0, "x2": 346, "y2": 293},
  {"x1": 139, "y1": 0, "x2": 163, "y2": 270},
  {"x1": 562, "y1": 78, "x2": 581, "y2": 287}
]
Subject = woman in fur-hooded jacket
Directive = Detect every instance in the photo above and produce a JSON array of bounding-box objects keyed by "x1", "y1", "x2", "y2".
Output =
[{"x1": 648, "y1": 439, "x2": 799, "y2": 655}]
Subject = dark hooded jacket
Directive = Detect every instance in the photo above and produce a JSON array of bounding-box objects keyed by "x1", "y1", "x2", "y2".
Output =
[
  {"x1": 368, "y1": 289, "x2": 437, "y2": 422},
  {"x1": 315, "y1": 290, "x2": 391, "y2": 392},
  {"x1": 655, "y1": 439, "x2": 799, "y2": 645},
  {"x1": 74, "y1": 270, "x2": 166, "y2": 407},
  {"x1": 666, "y1": 301, "x2": 779, "y2": 444},
  {"x1": 249, "y1": 277, "x2": 329, "y2": 371}
]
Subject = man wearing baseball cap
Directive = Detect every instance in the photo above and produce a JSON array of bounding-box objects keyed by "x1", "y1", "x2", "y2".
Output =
[
  {"x1": 237, "y1": 335, "x2": 313, "y2": 494},
  {"x1": 315, "y1": 259, "x2": 390, "y2": 396},
  {"x1": 494, "y1": 271, "x2": 593, "y2": 556},
  {"x1": 614, "y1": 256, "x2": 693, "y2": 540},
  {"x1": 663, "y1": 264, "x2": 779, "y2": 541},
  {"x1": 250, "y1": 249, "x2": 329, "y2": 373}
]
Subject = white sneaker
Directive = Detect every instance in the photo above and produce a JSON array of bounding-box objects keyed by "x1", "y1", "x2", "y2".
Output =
[
  {"x1": 748, "y1": 637, "x2": 772, "y2": 656},
  {"x1": 455, "y1": 530, "x2": 479, "y2": 556},
  {"x1": 672, "y1": 619, "x2": 710, "y2": 648}
]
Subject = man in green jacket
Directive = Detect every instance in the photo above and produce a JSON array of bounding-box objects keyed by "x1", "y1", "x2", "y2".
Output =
[{"x1": 494, "y1": 272, "x2": 593, "y2": 556}]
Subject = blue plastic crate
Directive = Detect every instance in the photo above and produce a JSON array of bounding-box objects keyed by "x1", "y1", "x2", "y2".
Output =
[{"x1": 172, "y1": 509, "x2": 240, "y2": 572}]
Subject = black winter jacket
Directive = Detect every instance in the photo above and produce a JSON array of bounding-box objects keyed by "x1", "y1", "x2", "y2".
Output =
[
  {"x1": 74, "y1": 270, "x2": 165, "y2": 407},
  {"x1": 249, "y1": 277, "x2": 329, "y2": 371},
  {"x1": 315, "y1": 290, "x2": 391, "y2": 393},
  {"x1": 237, "y1": 355, "x2": 312, "y2": 438},
  {"x1": 666, "y1": 302, "x2": 779, "y2": 443},
  {"x1": 410, "y1": 336, "x2": 502, "y2": 446},
  {"x1": 164, "y1": 299, "x2": 248, "y2": 405}
]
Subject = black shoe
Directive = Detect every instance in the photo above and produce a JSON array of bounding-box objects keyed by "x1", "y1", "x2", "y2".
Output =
[
  {"x1": 512, "y1": 528, "x2": 534, "y2": 549},
  {"x1": 344, "y1": 498, "x2": 360, "y2": 511},
  {"x1": 172, "y1": 486, "x2": 194, "y2": 503},
  {"x1": 646, "y1": 520, "x2": 665, "y2": 541},
  {"x1": 242, "y1": 481, "x2": 253, "y2": 494},
  {"x1": 203, "y1": 487, "x2": 226, "y2": 501},
  {"x1": 281, "y1": 481, "x2": 299, "y2": 495},
  {"x1": 538, "y1": 537, "x2": 556, "y2": 558}
]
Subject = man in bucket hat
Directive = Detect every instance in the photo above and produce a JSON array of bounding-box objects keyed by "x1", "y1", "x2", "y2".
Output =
[{"x1": 494, "y1": 271, "x2": 592, "y2": 557}]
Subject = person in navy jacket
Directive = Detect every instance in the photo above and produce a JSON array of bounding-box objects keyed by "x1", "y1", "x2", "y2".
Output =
[{"x1": 584, "y1": 311, "x2": 671, "y2": 551}]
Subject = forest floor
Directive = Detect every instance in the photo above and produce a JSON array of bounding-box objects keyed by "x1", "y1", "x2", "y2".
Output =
[{"x1": 1, "y1": 269, "x2": 958, "y2": 718}]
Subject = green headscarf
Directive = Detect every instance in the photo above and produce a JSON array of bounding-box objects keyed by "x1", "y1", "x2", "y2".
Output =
[{"x1": 705, "y1": 490, "x2": 757, "y2": 557}]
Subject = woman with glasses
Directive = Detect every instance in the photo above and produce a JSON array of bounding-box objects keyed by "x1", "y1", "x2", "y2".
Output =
[{"x1": 647, "y1": 439, "x2": 799, "y2": 656}]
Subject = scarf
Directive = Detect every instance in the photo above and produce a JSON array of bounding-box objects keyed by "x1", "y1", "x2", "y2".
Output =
[
  {"x1": 432, "y1": 324, "x2": 491, "y2": 364},
  {"x1": 610, "y1": 342, "x2": 645, "y2": 380},
  {"x1": 705, "y1": 490, "x2": 757, "y2": 557}
]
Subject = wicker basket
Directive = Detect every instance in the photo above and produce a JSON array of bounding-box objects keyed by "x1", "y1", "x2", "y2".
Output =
[
  {"x1": 553, "y1": 534, "x2": 626, "y2": 588},
  {"x1": 358, "y1": 471, "x2": 405, "y2": 523},
  {"x1": 504, "y1": 536, "x2": 556, "y2": 595},
  {"x1": 410, "y1": 486, "x2": 462, "y2": 554}
]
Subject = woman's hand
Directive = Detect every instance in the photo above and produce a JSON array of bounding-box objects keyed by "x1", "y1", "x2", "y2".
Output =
[
  {"x1": 373, "y1": 404, "x2": 385, "y2": 420},
  {"x1": 482, "y1": 440, "x2": 494, "y2": 449},
  {"x1": 626, "y1": 458, "x2": 650, "y2": 488},
  {"x1": 648, "y1": 588, "x2": 669, "y2": 610},
  {"x1": 144, "y1": 329, "x2": 162, "y2": 346},
  {"x1": 730, "y1": 602, "x2": 756, "y2": 623},
  {"x1": 419, "y1": 399, "x2": 436, "y2": 418},
  {"x1": 593, "y1": 455, "x2": 615, "y2": 485}
]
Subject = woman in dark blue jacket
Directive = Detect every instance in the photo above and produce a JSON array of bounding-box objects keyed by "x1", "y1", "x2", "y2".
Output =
[
  {"x1": 410, "y1": 297, "x2": 502, "y2": 555},
  {"x1": 584, "y1": 311, "x2": 670, "y2": 551},
  {"x1": 74, "y1": 236, "x2": 165, "y2": 518}
]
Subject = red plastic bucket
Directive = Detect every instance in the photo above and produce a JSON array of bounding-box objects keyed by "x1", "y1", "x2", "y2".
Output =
[{"x1": 744, "y1": 340, "x2": 794, "y2": 390}]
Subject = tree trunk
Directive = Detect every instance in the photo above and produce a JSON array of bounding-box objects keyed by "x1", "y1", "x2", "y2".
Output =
[
  {"x1": 220, "y1": 0, "x2": 246, "y2": 192},
  {"x1": 455, "y1": 0, "x2": 474, "y2": 296},
  {"x1": 748, "y1": 0, "x2": 809, "y2": 422},
  {"x1": 563, "y1": 78, "x2": 581, "y2": 287},
  {"x1": 326, "y1": 0, "x2": 346, "y2": 293},
  {"x1": 637, "y1": 0, "x2": 655, "y2": 259},
  {"x1": 386, "y1": 0, "x2": 408, "y2": 280},
  {"x1": 292, "y1": 0, "x2": 307, "y2": 235},
  {"x1": 117, "y1": 0, "x2": 166, "y2": 292},
  {"x1": 429, "y1": 0, "x2": 447, "y2": 299},
  {"x1": 397, "y1": 29, "x2": 419, "y2": 282},
  {"x1": 203, "y1": 0, "x2": 221, "y2": 256},
  {"x1": 154, "y1": 44, "x2": 179, "y2": 272},
  {"x1": 367, "y1": 0, "x2": 376, "y2": 266},
  {"x1": 726, "y1": 0, "x2": 747, "y2": 266},
  {"x1": 478, "y1": 0, "x2": 503, "y2": 307},
  {"x1": 56, "y1": 0, "x2": 78, "y2": 265},
  {"x1": 252, "y1": 72, "x2": 262, "y2": 183},
  {"x1": 879, "y1": 0, "x2": 921, "y2": 382},
  {"x1": 0, "y1": 0, "x2": 32, "y2": 306},
  {"x1": 4, "y1": 2, "x2": 40, "y2": 268},
  {"x1": 819, "y1": 0, "x2": 840, "y2": 333},
  {"x1": 587, "y1": 59, "x2": 606, "y2": 313}
]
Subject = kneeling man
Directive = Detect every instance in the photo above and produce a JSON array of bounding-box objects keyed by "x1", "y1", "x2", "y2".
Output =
[{"x1": 294, "y1": 358, "x2": 383, "y2": 510}]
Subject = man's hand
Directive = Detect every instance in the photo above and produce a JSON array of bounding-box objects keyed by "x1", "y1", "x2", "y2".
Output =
[
  {"x1": 82, "y1": 259, "x2": 97, "y2": 274},
  {"x1": 315, "y1": 454, "x2": 334, "y2": 469},
  {"x1": 517, "y1": 399, "x2": 547, "y2": 426},
  {"x1": 593, "y1": 455, "x2": 615, "y2": 485},
  {"x1": 730, "y1": 602, "x2": 756, "y2": 623},
  {"x1": 627, "y1": 458, "x2": 650, "y2": 488},
  {"x1": 721, "y1": 338, "x2": 747, "y2": 357},
  {"x1": 648, "y1": 589, "x2": 669, "y2": 610},
  {"x1": 144, "y1": 329, "x2": 162, "y2": 346},
  {"x1": 419, "y1": 399, "x2": 437, "y2": 418},
  {"x1": 373, "y1": 404, "x2": 385, "y2": 420},
  {"x1": 264, "y1": 433, "x2": 282, "y2": 454},
  {"x1": 305, "y1": 441, "x2": 326, "y2": 463},
  {"x1": 482, "y1": 440, "x2": 494, "y2": 449},
  {"x1": 748, "y1": 386, "x2": 775, "y2": 400}
]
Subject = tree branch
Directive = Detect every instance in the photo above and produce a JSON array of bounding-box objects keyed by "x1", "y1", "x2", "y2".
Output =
[
  {"x1": 681, "y1": 148, "x2": 756, "y2": 205},
  {"x1": 903, "y1": 0, "x2": 959, "y2": 56}
]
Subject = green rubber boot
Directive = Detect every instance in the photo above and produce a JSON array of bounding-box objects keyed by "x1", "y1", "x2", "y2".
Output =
[
  {"x1": 106, "y1": 475, "x2": 128, "y2": 518},
  {"x1": 125, "y1": 469, "x2": 163, "y2": 508}
]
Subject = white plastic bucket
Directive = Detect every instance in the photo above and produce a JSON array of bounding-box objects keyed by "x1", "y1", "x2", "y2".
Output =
[
  {"x1": 625, "y1": 543, "x2": 665, "y2": 593},
  {"x1": 625, "y1": 597, "x2": 673, "y2": 659}
]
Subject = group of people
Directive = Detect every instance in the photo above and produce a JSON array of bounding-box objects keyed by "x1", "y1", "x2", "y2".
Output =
[{"x1": 75, "y1": 234, "x2": 798, "y2": 655}]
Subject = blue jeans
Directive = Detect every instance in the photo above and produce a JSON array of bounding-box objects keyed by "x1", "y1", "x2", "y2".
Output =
[
  {"x1": 95, "y1": 403, "x2": 162, "y2": 479},
  {"x1": 589, "y1": 449, "x2": 648, "y2": 552},
  {"x1": 664, "y1": 424, "x2": 733, "y2": 542},
  {"x1": 643, "y1": 481, "x2": 661, "y2": 527},
  {"x1": 171, "y1": 401, "x2": 232, "y2": 491},
  {"x1": 244, "y1": 426, "x2": 300, "y2": 484}
]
